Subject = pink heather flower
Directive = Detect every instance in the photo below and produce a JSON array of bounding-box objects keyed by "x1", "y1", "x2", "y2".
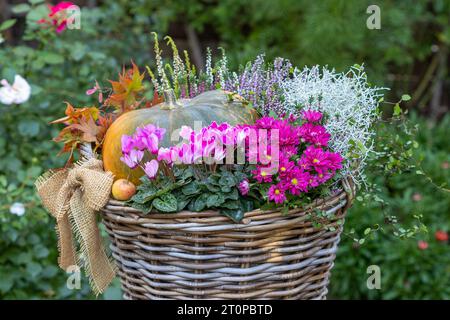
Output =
[
  {"x1": 284, "y1": 168, "x2": 310, "y2": 195},
  {"x1": 120, "y1": 149, "x2": 144, "y2": 169},
  {"x1": 143, "y1": 160, "x2": 159, "y2": 179},
  {"x1": 121, "y1": 135, "x2": 135, "y2": 154},
  {"x1": 302, "y1": 110, "x2": 323, "y2": 123},
  {"x1": 268, "y1": 184, "x2": 287, "y2": 204},
  {"x1": 238, "y1": 179, "x2": 250, "y2": 196},
  {"x1": 299, "y1": 123, "x2": 330, "y2": 147}
]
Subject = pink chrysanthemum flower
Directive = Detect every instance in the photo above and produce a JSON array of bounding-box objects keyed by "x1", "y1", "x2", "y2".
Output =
[
  {"x1": 252, "y1": 166, "x2": 273, "y2": 183},
  {"x1": 302, "y1": 110, "x2": 323, "y2": 123},
  {"x1": 268, "y1": 184, "x2": 287, "y2": 204},
  {"x1": 298, "y1": 123, "x2": 330, "y2": 147},
  {"x1": 238, "y1": 179, "x2": 250, "y2": 196},
  {"x1": 284, "y1": 168, "x2": 310, "y2": 195}
]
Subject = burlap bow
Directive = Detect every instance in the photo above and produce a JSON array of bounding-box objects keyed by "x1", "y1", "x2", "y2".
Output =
[{"x1": 35, "y1": 158, "x2": 116, "y2": 295}]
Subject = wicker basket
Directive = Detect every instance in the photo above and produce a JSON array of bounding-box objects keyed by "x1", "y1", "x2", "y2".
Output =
[{"x1": 100, "y1": 177, "x2": 355, "y2": 300}]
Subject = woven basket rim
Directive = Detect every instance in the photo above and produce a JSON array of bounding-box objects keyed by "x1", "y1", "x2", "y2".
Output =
[{"x1": 103, "y1": 177, "x2": 355, "y2": 222}]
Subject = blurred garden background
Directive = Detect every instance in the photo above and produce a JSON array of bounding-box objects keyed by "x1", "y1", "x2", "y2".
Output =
[{"x1": 0, "y1": 0, "x2": 449, "y2": 299}]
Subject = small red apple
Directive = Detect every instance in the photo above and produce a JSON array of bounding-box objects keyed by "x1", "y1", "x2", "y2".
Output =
[{"x1": 111, "y1": 179, "x2": 136, "y2": 201}]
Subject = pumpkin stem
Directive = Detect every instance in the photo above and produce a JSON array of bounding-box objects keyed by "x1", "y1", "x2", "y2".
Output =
[{"x1": 161, "y1": 89, "x2": 182, "y2": 110}]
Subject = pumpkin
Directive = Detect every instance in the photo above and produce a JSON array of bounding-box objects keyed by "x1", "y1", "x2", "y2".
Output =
[{"x1": 102, "y1": 89, "x2": 259, "y2": 184}]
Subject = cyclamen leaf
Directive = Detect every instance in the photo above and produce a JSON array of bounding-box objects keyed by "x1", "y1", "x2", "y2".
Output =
[
  {"x1": 129, "y1": 202, "x2": 152, "y2": 214},
  {"x1": 220, "y1": 208, "x2": 244, "y2": 223},
  {"x1": 221, "y1": 200, "x2": 240, "y2": 210},
  {"x1": 152, "y1": 194, "x2": 178, "y2": 213},
  {"x1": 182, "y1": 181, "x2": 201, "y2": 195},
  {"x1": 206, "y1": 194, "x2": 220, "y2": 208}
]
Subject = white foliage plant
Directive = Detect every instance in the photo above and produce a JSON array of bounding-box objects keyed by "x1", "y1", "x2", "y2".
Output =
[{"x1": 281, "y1": 65, "x2": 385, "y2": 185}]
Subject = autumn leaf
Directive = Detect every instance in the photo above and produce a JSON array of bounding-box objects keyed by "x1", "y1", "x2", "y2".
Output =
[
  {"x1": 96, "y1": 113, "x2": 115, "y2": 145},
  {"x1": 69, "y1": 117, "x2": 99, "y2": 143},
  {"x1": 105, "y1": 62, "x2": 145, "y2": 112},
  {"x1": 51, "y1": 103, "x2": 99, "y2": 125}
]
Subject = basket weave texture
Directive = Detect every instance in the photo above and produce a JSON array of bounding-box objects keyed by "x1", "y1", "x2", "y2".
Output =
[{"x1": 100, "y1": 178, "x2": 355, "y2": 300}]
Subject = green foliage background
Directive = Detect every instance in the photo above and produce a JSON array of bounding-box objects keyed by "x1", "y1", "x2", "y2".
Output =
[{"x1": 0, "y1": 0, "x2": 448, "y2": 299}]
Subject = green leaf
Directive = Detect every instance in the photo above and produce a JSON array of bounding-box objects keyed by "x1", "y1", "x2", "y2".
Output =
[
  {"x1": 29, "y1": 0, "x2": 45, "y2": 4},
  {"x1": 206, "y1": 194, "x2": 220, "y2": 208},
  {"x1": 12, "y1": 4, "x2": 31, "y2": 14},
  {"x1": 0, "y1": 19, "x2": 17, "y2": 32},
  {"x1": 190, "y1": 193, "x2": 209, "y2": 212},
  {"x1": 223, "y1": 188, "x2": 239, "y2": 201},
  {"x1": 40, "y1": 52, "x2": 64, "y2": 65},
  {"x1": 219, "y1": 172, "x2": 236, "y2": 188},
  {"x1": 401, "y1": 94, "x2": 411, "y2": 101},
  {"x1": 182, "y1": 181, "x2": 201, "y2": 196},
  {"x1": 220, "y1": 208, "x2": 244, "y2": 223},
  {"x1": 26, "y1": 262, "x2": 43, "y2": 278},
  {"x1": 177, "y1": 197, "x2": 191, "y2": 211},
  {"x1": 129, "y1": 201, "x2": 152, "y2": 214},
  {"x1": 18, "y1": 120, "x2": 40, "y2": 137},
  {"x1": 364, "y1": 228, "x2": 371, "y2": 235},
  {"x1": 0, "y1": 273, "x2": 15, "y2": 293},
  {"x1": 152, "y1": 193, "x2": 178, "y2": 213},
  {"x1": 34, "y1": 244, "x2": 49, "y2": 258},
  {"x1": 393, "y1": 103, "x2": 402, "y2": 116}
]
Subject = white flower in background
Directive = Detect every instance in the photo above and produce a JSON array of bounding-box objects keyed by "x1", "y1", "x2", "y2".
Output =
[
  {"x1": 0, "y1": 75, "x2": 31, "y2": 105},
  {"x1": 10, "y1": 202, "x2": 26, "y2": 216}
]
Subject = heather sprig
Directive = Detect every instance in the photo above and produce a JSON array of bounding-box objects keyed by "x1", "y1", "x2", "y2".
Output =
[{"x1": 223, "y1": 54, "x2": 292, "y2": 115}]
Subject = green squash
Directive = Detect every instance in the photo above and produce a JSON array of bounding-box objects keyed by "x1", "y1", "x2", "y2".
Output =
[{"x1": 102, "y1": 89, "x2": 259, "y2": 184}]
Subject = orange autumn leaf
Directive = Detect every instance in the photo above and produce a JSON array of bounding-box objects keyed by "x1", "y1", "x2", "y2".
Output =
[
  {"x1": 105, "y1": 62, "x2": 145, "y2": 113},
  {"x1": 51, "y1": 103, "x2": 103, "y2": 160}
]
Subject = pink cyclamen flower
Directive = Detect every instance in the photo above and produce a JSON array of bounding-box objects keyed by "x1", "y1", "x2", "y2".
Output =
[
  {"x1": 121, "y1": 135, "x2": 135, "y2": 154},
  {"x1": 120, "y1": 149, "x2": 144, "y2": 169},
  {"x1": 157, "y1": 147, "x2": 172, "y2": 163},
  {"x1": 134, "y1": 124, "x2": 165, "y2": 154},
  {"x1": 268, "y1": 184, "x2": 287, "y2": 204},
  {"x1": 302, "y1": 110, "x2": 323, "y2": 123},
  {"x1": 143, "y1": 160, "x2": 159, "y2": 179},
  {"x1": 238, "y1": 179, "x2": 250, "y2": 196}
]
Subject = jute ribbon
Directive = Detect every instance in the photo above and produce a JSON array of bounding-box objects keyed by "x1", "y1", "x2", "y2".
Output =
[{"x1": 35, "y1": 158, "x2": 116, "y2": 295}]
